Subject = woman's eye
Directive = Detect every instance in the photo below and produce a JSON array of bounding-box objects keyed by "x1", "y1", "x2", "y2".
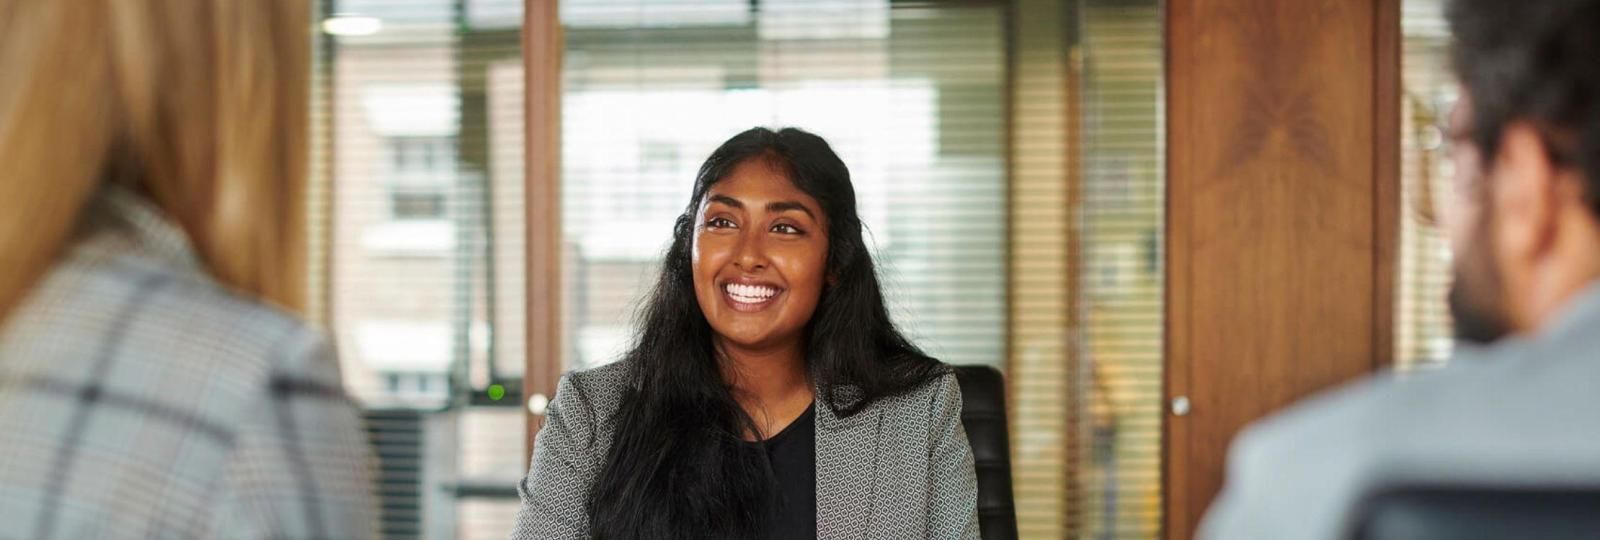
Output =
[
  {"x1": 771, "y1": 223, "x2": 803, "y2": 235},
  {"x1": 706, "y1": 217, "x2": 736, "y2": 229}
]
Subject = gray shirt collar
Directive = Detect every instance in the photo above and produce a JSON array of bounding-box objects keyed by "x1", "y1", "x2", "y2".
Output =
[
  {"x1": 1541, "y1": 280, "x2": 1600, "y2": 341},
  {"x1": 73, "y1": 184, "x2": 204, "y2": 275},
  {"x1": 1456, "y1": 280, "x2": 1600, "y2": 361}
]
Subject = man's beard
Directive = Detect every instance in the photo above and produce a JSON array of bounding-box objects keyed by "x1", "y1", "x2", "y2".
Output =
[{"x1": 1448, "y1": 215, "x2": 1513, "y2": 344}]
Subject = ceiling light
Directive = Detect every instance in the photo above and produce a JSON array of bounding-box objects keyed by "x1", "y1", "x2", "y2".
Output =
[{"x1": 322, "y1": 15, "x2": 381, "y2": 37}]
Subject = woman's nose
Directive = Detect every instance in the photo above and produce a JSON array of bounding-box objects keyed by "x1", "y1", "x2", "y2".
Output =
[{"x1": 732, "y1": 230, "x2": 768, "y2": 272}]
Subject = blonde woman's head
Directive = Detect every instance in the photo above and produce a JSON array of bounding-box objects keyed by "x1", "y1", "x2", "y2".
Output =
[{"x1": 0, "y1": 0, "x2": 311, "y2": 320}]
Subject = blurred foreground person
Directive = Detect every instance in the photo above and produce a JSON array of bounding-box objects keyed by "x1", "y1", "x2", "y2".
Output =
[
  {"x1": 0, "y1": 1, "x2": 377, "y2": 537},
  {"x1": 1201, "y1": 1, "x2": 1600, "y2": 538}
]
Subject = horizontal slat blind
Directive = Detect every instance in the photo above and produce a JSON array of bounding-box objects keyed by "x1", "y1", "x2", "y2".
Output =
[
  {"x1": 1005, "y1": 1, "x2": 1164, "y2": 536},
  {"x1": 557, "y1": 0, "x2": 1008, "y2": 373},
  {"x1": 313, "y1": 1, "x2": 527, "y2": 537},
  {"x1": 1075, "y1": 0, "x2": 1164, "y2": 537},
  {"x1": 1007, "y1": 0, "x2": 1074, "y2": 534},
  {"x1": 1396, "y1": 0, "x2": 1455, "y2": 371}
]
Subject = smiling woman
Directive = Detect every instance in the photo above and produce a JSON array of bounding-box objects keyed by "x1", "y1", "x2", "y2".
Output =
[{"x1": 512, "y1": 127, "x2": 981, "y2": 539}]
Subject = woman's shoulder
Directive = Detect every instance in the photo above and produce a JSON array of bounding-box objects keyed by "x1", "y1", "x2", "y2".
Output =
[
  {"x1": 858, "y1": 368, "x2": 962, "y2": 421},
  {"x1": 15, "y1": 237, "x2": 325, "y2": 380},
  {"x1": 547, "y1": 360, "x2": 632, "y2": 431},
  {"x1": 560, "y1": 360, "x2": 631, "y2": 398},
  {"x1": 912, "y1": 370, "x2": 963, "y2": 411}
]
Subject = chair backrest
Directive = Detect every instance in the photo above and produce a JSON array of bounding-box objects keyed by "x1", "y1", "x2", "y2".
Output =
[
  {"x1": 952, "y1": 365, "x2": 1017, "y2": 540},
  {"x1": 1351, "y1": 486, "x2": 1600, "y2": 540}
]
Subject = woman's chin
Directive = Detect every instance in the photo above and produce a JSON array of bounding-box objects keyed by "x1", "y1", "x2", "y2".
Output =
[{"x1": 710, "y1": 326, "x2": 790, "y2": 353}]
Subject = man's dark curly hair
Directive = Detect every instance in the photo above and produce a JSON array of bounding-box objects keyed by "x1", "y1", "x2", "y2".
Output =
[{"x1": 1449, "y1": 0, "x2": 1600, "y2": 213}]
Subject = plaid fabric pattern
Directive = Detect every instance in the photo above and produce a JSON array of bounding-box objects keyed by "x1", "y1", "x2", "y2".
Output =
[
  {"x1": 0, "y1": 187, "x2": 379, "y2": 539},
  {"x1": 511, "y1": 361, "x2": 981, "y2": 539}
]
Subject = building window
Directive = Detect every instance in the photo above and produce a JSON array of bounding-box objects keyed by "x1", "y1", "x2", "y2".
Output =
[
  {"x1": 390, "y1": 189, "x2": 448, "y2": 221},
  {"x1": 317, "y1": 2, "x2": 522, "y2": 537},
  {"x1": 380, "y1": 371, "x2": 449, "y2": 400},
  {"x1": 384, "y1": 136, "x2": 454, "y2": 222}
]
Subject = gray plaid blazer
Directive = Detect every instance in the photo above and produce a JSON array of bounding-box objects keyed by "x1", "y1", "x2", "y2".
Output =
[
  {"x1": 0, "y1": 186, "x2": 379, "y2": 539},
  {"x1": 511, "y1": 361, "x2": 981, "y2": 539}
]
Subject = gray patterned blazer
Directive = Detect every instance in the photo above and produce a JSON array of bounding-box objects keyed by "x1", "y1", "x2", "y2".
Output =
[
  {"x1": 511, "y1": 360, "x2": 981, "y2": 539},
  {"x1": 0, "y1": 186, "x2": 379, "y2": 539}
]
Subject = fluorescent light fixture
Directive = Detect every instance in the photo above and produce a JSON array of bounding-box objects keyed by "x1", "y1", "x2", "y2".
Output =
[
  {"x1": 562, "y1": 0, "x2": 750, "y2": 29},
  {"x1": 322, "y1": 14, "x2": 382, "y2": 36}
]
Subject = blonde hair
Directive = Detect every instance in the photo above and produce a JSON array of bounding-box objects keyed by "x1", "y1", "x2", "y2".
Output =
[{"x1": 0, "y1": 0, "x2": 311, "y2": 321}]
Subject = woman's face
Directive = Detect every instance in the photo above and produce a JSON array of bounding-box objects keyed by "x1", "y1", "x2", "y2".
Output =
[{"x1": 691, "y1": 158, "x2": 829, "y2": 355}]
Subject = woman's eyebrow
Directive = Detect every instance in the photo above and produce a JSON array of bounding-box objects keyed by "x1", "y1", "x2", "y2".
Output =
[
  {"x1": 707, "y1": 194, "x2": 743, "y2": 208},
  {"x1": 707, "y1": 194, "x2": 816, "y2": 221},
  {"x1": 766, "y1": 201, "x2": 816, "y2": 221}
]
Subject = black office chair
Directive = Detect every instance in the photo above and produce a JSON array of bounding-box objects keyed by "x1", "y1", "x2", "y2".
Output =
[
  {"x1": 1350, "y1": 485, "x2": 1600, "y2": 540},
  {"x1": 953, "y1": 365, "x2": 1018, "y2": 540}
]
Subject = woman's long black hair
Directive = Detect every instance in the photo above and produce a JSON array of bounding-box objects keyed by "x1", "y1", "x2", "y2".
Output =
[{"x1": 586, "y1": 127, "x2": 949, "y2": 539}]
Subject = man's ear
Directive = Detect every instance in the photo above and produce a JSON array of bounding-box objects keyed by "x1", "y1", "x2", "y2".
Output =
[{"x1": 1491, "y1": 122, "x2": 1560, "y2": 266}]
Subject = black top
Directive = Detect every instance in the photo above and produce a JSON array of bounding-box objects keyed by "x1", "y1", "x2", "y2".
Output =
[{"x1": 761, "y1": 404, "x2": 818, "y2": 540}]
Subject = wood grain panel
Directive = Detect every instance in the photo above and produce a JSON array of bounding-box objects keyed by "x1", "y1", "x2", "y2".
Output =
[
  {"x1": 1373, "y1": 0, "x2": 1401, "y2": 370},
  {"x1": 524, "y1": 0, "x2": 563, "y2": 465},
  {"x1": 1164, "y1": 0, "x2": 1398, "y2": 537}
]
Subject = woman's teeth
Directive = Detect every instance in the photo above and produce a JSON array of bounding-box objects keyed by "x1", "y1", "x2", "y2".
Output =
[{"x1": 724, "y1": 283, "x2": 779, "y2": 303}]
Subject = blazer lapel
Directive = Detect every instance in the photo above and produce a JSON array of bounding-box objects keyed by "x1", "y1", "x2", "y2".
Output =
[{"x1": 814, "y1": 389, "x2": 884, "y2": 540}]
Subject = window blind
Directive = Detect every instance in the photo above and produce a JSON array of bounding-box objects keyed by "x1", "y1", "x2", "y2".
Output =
[
  {"x1": 1005, "y1": 1, "x2": 1165, "y2": 537},
  {"x1": 557, "y1": 0, "x2": 1008, "y2": 373},
  {"x1": 1075, "y1": 1, "x2": 1165, "y2": 536},
  {"x1": 1397, "y1": 0, "x2": 1455, "y2": 371},
  {"x1": 312, "y1": 1, "x2": 529, "y2": 538},
  {"x1": 1007, "y1": 0, "x2": 1076, "y2": 534}
]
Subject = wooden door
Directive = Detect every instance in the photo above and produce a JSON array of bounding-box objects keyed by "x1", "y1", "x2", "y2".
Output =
[{"x1": 1163, "y1": 0, "x2": 1399, "y2": 537}]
